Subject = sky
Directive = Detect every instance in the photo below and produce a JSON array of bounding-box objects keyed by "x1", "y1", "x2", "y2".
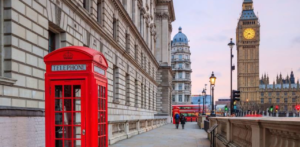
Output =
[{"x1": 171, "y1": 0, "x2": 300, "y2": 101}]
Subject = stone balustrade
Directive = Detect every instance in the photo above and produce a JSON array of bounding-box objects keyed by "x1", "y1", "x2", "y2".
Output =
[
  {"x1": 209, "y1": 117, "x2": 300, "y2": 147},
  {"x1": 109, "y1": 118, "x2": 168, "y2": 144}
]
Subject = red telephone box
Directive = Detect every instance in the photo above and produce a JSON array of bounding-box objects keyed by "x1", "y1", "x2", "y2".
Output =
[{"x1": 44, "y1": 46, "x2": 108, "y2": 147}]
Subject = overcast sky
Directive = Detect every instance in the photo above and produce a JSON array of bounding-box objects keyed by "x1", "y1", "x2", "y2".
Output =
[{"x1": 171, "y1": 0, "x2": 300, "y2": 101}]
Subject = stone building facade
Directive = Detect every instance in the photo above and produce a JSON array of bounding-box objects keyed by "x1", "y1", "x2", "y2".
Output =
[
  {"x1": 171, "y1": 27, "x2": 192, "y2": 105},
  {"x1": 257, "y1": 71, "x2": 300, "y2": 112},
  {"x1": 0, "y1": 0, "x2": 175, "y2": 145}
]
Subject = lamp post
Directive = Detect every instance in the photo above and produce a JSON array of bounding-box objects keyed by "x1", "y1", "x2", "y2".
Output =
[
  {"x1": 210, "y1": 72, "x2": 217, "y2": 116},
  {"x1": 202, "y1": 88, "x2": 206, "y2": 115},
  {"x1": 228, "y1": 38, "x2": 235, "y2": 115}
]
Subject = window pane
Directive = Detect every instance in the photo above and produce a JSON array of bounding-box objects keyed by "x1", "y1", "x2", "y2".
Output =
[
  {"x1": 64, "y1": 85, "x2": 72, "y2": 97},
  {"x1": 64, "y1": 99, "x2": 72, "y2": 111},
  {"x1": 64, "y1": 139, "x2": 72, "y2": 147},
  {"x1": 63, "y1": 126, "x2": 73, "y2": 139},
  {"x1": 55, "y1": 113, "x2": 63, "y2": 125},
  {"x1": 74, "y1": 140, "x2": 81, "y2": 147},
  {"x1": 55, "y1": 140, "x2": 63, "y2": 147},
  {"x1": 55, "y1": 86, "x2": 63, "y2": 98},
  {"x1": 74, "y1": 99, "x2": 81, "y2": 111},
  {"x1": 55, "y1": 99, "x2": 62, "y2": 111},
  {"x1": 74, "y1": 127, "x2": 81, "y2": 139},
  {"x1": 74, "y1": 113, "x2": 81, "y2": 125},
  {"x1": 55, "y1": 126, "x2": 63, "y2": 138},
  {"x1": 73, "y1": 85, "x2": 81, "y2": 97},
  {"x1": 64, "y1": 112, "x2": 72, "y2": 125}
]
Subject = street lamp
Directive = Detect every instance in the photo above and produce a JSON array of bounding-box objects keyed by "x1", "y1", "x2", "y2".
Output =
[
  {"x1": 228, "y1": 38, "x2": 235, "y2": 115},
  {"x1": 210, "y1": 72, "x2": 216, "y2": 116},
  {"x1": 202, "y1": 88, "x2": 206, "y2": 115}
]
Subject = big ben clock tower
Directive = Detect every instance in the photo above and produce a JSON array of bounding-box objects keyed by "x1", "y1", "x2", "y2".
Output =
[{"x1": 236, "y1": 0, "x2": 260, "y2": 104}]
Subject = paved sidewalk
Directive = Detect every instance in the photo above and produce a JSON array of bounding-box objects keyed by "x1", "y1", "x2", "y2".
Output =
[{"x1": 110, "y1": 122, "x2": 210, "y2": 147}]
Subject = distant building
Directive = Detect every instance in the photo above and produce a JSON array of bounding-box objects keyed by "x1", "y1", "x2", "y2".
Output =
[
  {"x1": 258, "y1": 71, "x2": 300, "y2": 112},
  {"x1": 171, "y1": 27, "x2": 192, "y2": 105},
  {"x1": 191, "y1": 95, "x2": 211, "y2": 105}
]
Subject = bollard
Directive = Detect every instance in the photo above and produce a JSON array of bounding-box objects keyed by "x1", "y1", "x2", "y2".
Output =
[{"x1": 276, "y1": 112, "x2": 278, "y2": 117}]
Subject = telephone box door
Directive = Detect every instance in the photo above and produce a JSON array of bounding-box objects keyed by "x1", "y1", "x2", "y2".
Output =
[
  {"x1": 96, "y1": 81, "x2": 107, "y2": 147},
  {"x1": 51, "y1": 80, "x2": 86, "y2": 147}
]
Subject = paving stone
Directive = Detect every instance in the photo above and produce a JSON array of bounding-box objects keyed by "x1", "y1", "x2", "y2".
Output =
[{"x1": 110, "y1": 122, "x2": 210, "y2": 147}]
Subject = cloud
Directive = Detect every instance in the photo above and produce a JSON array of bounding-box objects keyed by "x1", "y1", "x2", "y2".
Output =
[
  {"x1": 293, "y1": 36, "x2": 300, "y2": 43},
  {"x1": 203, "y1": 36, "x2": 227, "y2": 42}
]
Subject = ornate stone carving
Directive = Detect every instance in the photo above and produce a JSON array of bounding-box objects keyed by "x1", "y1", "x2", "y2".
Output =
[{"x1": 155, "y1": 12, "x2": 169, "y2": 20}]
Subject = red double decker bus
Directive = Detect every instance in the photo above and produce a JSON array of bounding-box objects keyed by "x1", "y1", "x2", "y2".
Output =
[{"x1": 172, "y1": 105, "x2": 207, "y2": 123}]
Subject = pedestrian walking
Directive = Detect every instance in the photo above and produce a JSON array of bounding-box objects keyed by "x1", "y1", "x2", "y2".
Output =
[
  {"x1": 174, "y1": 113, "x2": 180, "y2": 129},
  {"x1": 180, "y1": 114, "x2": 187, "y2": 129}
]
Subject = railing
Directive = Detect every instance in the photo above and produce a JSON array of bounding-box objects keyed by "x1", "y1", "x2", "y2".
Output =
[
  {"x1": 171, "y1": 49, "x2": 191, "y2": 54},
  {"x1": 109, "y1": 118, "x2": 168, "y2": 144},
  {"x1": 173, "y1": 78, "x2": 191, "y2": 81},
  {"x1": 172, "y1": 67, "x2": 192, "y2": 71},
  {"x1": 171, "y1": 58, "x2": 191, "y2": 62},
  {"x1": 209, "y1": 117, "x2": 300, "y2": 147}
]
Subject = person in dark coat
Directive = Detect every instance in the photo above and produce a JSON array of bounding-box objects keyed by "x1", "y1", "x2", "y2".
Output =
[
  {"x1": 180, "y1": 114, "x2": 187, "y2": 129},
  {"x1": 174, "y1": 113, "x2": 180, "y2": 129}
]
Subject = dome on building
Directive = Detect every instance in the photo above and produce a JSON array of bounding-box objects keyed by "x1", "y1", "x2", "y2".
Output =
[{"x1": 172, "y1": 27, "x2": 188, "y2": 44}]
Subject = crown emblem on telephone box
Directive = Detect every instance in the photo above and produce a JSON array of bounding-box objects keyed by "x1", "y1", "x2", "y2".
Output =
[{"x1": 63, "y1": 51, "x2": 73, "y2": 59}]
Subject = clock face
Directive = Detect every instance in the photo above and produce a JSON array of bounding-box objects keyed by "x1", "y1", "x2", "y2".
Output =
[{"x1": 243, "y1": 28, "x2": 255, "y2": 40}]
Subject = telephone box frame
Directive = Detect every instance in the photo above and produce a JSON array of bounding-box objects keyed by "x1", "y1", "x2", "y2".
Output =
[{"x1": 44, "y1": 46, "x2": 108, "y2": 147}]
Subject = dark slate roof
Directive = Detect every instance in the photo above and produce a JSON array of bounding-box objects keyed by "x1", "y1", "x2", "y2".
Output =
[
  {"x1": 244, "y1": 0, "x2": 253, "y2": 3},
  {"x1": 240, "y1": 10, "x2": 258, "y2": 20}
]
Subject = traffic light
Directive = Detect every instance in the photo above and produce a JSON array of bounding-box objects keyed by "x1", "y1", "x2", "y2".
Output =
[
  {"x1": 225, "y1": 106, "x2": 228, "y2": 111},
  {"x1": 233, "y1": 90, "x2": 241, "y2": 102},
  {"x1": 270, "y1": 105, "x2": 274, "y2": 112},
  {"x1": 296, "y1": 105, "x2": 300, "y2": 111},
  {"x1": 275, "y1": 105, "x2": 279, "y2": 112},
  {"x1": 231, "y1": 90, "x2": 240, "y2": 114}
]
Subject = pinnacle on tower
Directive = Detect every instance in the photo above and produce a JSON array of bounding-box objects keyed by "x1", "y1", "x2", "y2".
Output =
[{"x1": 178, "y1": 27, "x2": 182, "y2": 33}]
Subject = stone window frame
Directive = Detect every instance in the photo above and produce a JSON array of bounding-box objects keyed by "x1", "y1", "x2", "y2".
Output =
[
  {"x1": 268, "y1": 92, "x2": 272, "y2": 96},
  {"x1": 178, "y1": 83, "x2": 183, "y2": 90},
  {"x1": 113, "y1": 65, "x2": 120, "y2": 104},
  {"x1": 261, "y1": 92, "x2": 264, "y2": 96},
  {"x1": 97, "y1": 0, "x2": 104, "y2": 26},
  {"x1": 284, "y1": 98, "x2": 288, "y2": 103},
  {"x1": 292, "y1": 98, "x2": 296, "y2": 103},
  {"x1": 0, "y1": 0, "x2": 16, "y2": 87},
  {"x1": 131, "y1": 0, "x2": 136, "y2": 23},
  {"x1": 122, "y1": 0, "x2": 127, "y2": 11},
  {"x1": 113, "y1": 17, "x2": 119, "y2": 41},
  {"x1": 179, "y1": 95, "x2": 182, "y2": 102},
  {"x1": 276, "y1": 98, "x2": 280, "y2": 103},
  {"x1": 125, "y1": 73, "x2": 130, "y2": 106},
  {"x1": 48, "y1": 26, "x2": 61, "y2": 53},
  {"x1": 260, "y1": 98, "x2": 264, "y2": 104},
  {"x1": 83, "y1": 0, "x2": 91, "y2": 12},
  {"x1": 134, "y1": 79, "x2": 139, "y2": 107},
  {"x1": 148, "y1": 87, "x2": 151, "y2": 109},
  {"x1": 141, "y1": 83, "x2": 144, "y2": 108},
  {"x1": 125, "y1": 31, "x2": 131, "y2": 52},
  {"x1": 268, "y1": 98, "x2": 272, "y2": 103}
]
